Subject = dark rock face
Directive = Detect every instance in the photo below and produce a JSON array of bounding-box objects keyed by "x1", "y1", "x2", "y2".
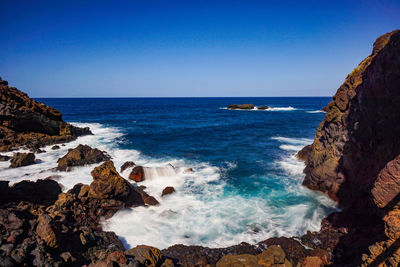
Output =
[
  {"x1": 303, "y1": 30, "x2": 400, "y2": 207},
  {"x1": 295, "y1": 144, "x2": 312, "y2": 161},
  {"x1": 120, "y1": 161, "x2": 135, "y2": 173},
  {"x1": 227, "y1": 104, "x2": 254, "y2": 110},
  {"x1": 0, "y1": 77, "x2": 92, "y2": 151},
  {"x1": 162, "y1": 186, "x2": 175, "y2": 197},
  {"x1": 57, "y1": 144, "x2": 111, "y2": 171},
  {"x1": 299, "y1": 30, "x2": 400, "y2": 265},
  {"x1": 9, "y1": 152, "x2": 35, "y2": 168}
]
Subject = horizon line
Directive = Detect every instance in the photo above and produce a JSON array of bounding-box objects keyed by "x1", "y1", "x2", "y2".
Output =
[{"x1": 34, "y1": 96, "x2": 332, "y2": 99}]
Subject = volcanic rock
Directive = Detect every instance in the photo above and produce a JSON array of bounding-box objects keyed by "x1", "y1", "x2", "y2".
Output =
[
  {"x1": 51, "y1": 145, "x2": 60, "y2": 150},
  {"x1": 129, "y1": 166, "x2": 145, "y2": 182},
  {"x1": 0, "y1": 77, "x2": 92, "y2": 151},
  {"x1": 9, "y1": 152, "x2": 35, "y2": 168},
  {"x1": 89, "y1": 160, "x2": 132, "y2": 201},
  {"x1": 295, "y1": 144, "x2": 312, "y2": 161},
  {"x1": 57, "y1": 144, "x2": 111, "y2": 171},
  {"x1": 125, "y1": 245, "x2": 162, "y2": 267},
  {"x1": 257, "y1": 106, "x2": 270, "y2": 110},
  {"x1": 162, "y1": 186, "x2": 175, "y2": 197},
  {"x1": 120, "y1": 161, "x2": 135, "y2": 173},
  {"x1": 227, "y1": 104, "x2": 254, "y2": 110}
]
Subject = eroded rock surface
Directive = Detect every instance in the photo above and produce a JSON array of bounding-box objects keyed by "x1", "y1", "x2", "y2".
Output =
[
  {"x1": 0, "y1": 77, "x2": 92, "y2": 151},
  {"x1": 57, "y1": 144, "x2": 111, "y2": 171}
]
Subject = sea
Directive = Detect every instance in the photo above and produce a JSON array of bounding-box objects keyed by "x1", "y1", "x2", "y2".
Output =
[{"x1": 0, "y1": 97, "x2": 337, "y2": 249}]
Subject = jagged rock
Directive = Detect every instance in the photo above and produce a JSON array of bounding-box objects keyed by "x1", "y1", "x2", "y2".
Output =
[
  {"x1": 227, "y1": 104, "x2": 254, "y2": 110},
  {"x1": 36, "y1": 214, "x2": 58, "y2": 248},
  {"x1": 257, "y1": 245, "x2": 291, "y2": 266},
  {"x1": 295, "y1": 144, "x2": 312, "y2": 161},
  {"x1": 89, "y1": 160, "x2": 132, "y2": 201},
  {"x1": 120, "y1": 161, "x2": 135, "y2": 173},
  {"x1": 10, "y1": 179, "x2": 62, "y2": 206},
  {"x1": 302, "y1": 30, "x2": 400, "y2": 207},
  {"x1": 162, "y1": 186, "x2": 175, "y2": 197},
  {"x1": 133, "y1": 186, "x2": 159, "y2": 206},
  {"x1": 129, "y1": 166, "x2": 145, "y2": 182},
  {"x1": 0, "y1": 77, "x2": 92, "y2": 151},
  {"x1": 125, "y1": 245, "x2": 162, "y2": 267},
  {"x1": 57, "y1": 144, "x2": 111, "y2": 171},
  {"x1": 9, "y1": 152, "x2": 35, "y2": 168}
]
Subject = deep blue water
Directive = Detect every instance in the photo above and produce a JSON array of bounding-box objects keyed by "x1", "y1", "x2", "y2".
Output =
[{"x1": 33, "y1": 97, "x2": 335, "y2": 248}]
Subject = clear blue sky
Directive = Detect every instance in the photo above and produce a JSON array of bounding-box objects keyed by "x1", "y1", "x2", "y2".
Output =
[{"x1": 0, "y1": 0, "x2": 399, "y2": 97}]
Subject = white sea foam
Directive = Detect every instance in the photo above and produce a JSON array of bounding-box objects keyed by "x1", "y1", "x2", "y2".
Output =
[
  {"x1": 307, "y1": 110, "x2": 326, "y2": 114},
  {"x1": 0, "y1": 123, "x2": 336, "y2": 250},
  {"x1": 220, "y1": 106, "x2": 297, "y2": 111}
]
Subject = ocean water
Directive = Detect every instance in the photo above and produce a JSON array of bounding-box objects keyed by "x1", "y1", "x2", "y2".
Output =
[{"x1": 0, "y1": 97, "x2": 337, "y2": 249}]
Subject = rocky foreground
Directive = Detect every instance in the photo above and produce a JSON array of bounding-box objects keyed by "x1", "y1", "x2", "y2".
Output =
[{"x1": 0, "y1": 29, "x2": 399, "y2": 266}]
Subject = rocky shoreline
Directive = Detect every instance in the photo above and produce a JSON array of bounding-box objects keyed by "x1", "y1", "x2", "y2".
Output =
[{"x1": 0, "y1": 30, "x2": 399, "y2": 266}]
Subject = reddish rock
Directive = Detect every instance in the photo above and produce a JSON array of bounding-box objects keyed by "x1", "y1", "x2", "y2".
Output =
[
  {"x1": 162, "y1": 186, "x2": 175, "y2": 197},
  {"x1": 125, "y1": 245, "x2": 162, "y2": 267},
  {"x1": 9, "y1": 152, "x2": 35, "y2": 168},
  {"x1": 36, "y1": 214, "x2": 57, "y2": 248},
  {"x1": 129, "y1": 166, "x2": 145, "y2": 182}
]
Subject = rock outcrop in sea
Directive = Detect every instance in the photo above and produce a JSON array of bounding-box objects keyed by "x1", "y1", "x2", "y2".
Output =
[{"x1": 0, "y1": 29, "x2": 399, "y2": 266}]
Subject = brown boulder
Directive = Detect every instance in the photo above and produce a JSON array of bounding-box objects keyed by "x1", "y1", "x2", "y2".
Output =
[
  {"x1": 9, "y1": 152, "x2": 35, "y2": 168},
  {"x1": 257, "y1": 245, "x2": 291, "y2": 267},
  {"x1": 120, "y1": 161, "x2": 135, "y2": 173},
  {"x1": 129, "y1": 166, "x2": 145, "y2": 182},
  {"x1": 36, "y1": 214, "x2": 58, "y2": 248},
  {"x1": 51, "y1": 145, "x2": 60, "y2": 150},
  {"x1": 10, "y1": 179, "x2": 62, "y2": 206},
  {"x1": 162, "y1": 186, "x2": 176, "y2": 197},
  {"x1": 89, "y1": 161, "x2": 132, "y2": 201},
  {"x1": 57, "y1": 144, "x2": 111, "y2": 171},
  {"x1": 227, "y1": 104, "x2": 254, "y2": 110},
  {"x1": 125, "y1": 245, "x2": 162, "y2": 267},
  {"x1": 257, "y1": 106, "x2": 270, "y2": 110}
]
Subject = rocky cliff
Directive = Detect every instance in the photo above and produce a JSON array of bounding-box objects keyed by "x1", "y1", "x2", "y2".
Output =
[
  {"x1": 0, "y1": 77, "x2": 91, "y2": 151},
  {"x1": 300, "y1": 30, "x2": 400, "y2": 265}
]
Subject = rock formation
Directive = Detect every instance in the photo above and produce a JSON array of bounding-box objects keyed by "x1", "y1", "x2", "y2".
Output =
[
  {"x1": 0, "y1": 77, "x2": 91, "y2": 151},
  {"x1": 227, "y1": 104, "x2": 254, "y2": 109},
  {"x1": 299, "y1": 30, "x2": 400, "y2": 265},
  {"x1": 57, "y1": 144, "x2": 111, "y2": 171},
  {"x1": 9, "y1": 152, "x2": 35, "y2": 168}
]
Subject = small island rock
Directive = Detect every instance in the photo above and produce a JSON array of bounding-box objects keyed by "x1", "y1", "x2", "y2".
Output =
[
  {"x1": 227, "y1": 104, "x2": 254, "y2": 110},
  {"x1": 57, "y1": 144, "x2": 111, "y2": 171}
]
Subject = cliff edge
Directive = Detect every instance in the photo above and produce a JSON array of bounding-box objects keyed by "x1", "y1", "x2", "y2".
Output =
[{"x1": 0, "y1": 77, "x2": 91, "y2": 151}]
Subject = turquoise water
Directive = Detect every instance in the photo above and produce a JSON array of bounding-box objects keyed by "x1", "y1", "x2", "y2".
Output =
[{"x1": 24, "y1": 97, "x2": 337, "y2": 248}]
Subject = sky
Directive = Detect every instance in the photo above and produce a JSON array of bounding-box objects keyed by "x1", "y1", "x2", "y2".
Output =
[{"x1": 0, "y1": 0, "x2": 399, "y2": 97}]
